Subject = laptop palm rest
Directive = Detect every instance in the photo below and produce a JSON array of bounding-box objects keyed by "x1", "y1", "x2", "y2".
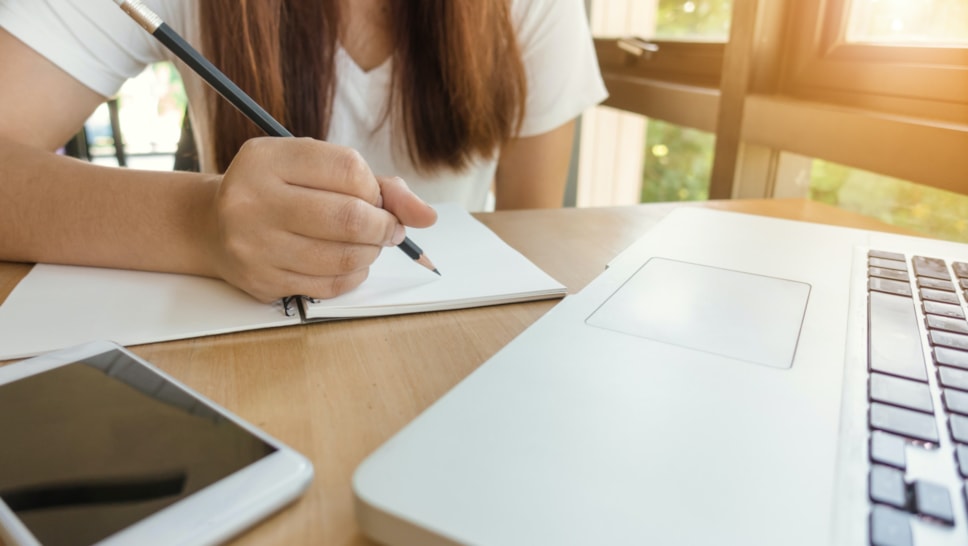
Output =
[{"x1": 586, "y1": 257, "x2": 811, "y2": 369}]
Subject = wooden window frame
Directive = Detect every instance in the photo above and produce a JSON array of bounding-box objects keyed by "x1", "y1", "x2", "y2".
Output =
[
  {"x1": 595, "y1": 39, "x2": 724, "y2": 89},
  {"x1": 594, "y1": 38, "x2": 723, "y2": 131},
  {"x1": 780, "y1": 0, "x2": 968, "y2": 122}
]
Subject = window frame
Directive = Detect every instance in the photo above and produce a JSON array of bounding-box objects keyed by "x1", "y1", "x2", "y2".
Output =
[
  {"x1": 594, "y1": 39, "x2": 724, "y2": 89},
  {"x1": 780, "y1": 0, "x2": 968, "y2": 122}
]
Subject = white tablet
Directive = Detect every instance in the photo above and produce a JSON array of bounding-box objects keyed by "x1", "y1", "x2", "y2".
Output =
[{"x1": 0, "y1": 340, "x2": 313, "y2": 546}]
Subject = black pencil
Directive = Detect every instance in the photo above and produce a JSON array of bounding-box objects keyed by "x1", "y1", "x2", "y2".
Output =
[{"x1": 113, "y1": 0, "x2": 441, "y2": 281}]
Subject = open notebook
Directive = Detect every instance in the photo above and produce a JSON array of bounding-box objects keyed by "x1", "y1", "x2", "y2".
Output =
[{"x1": 0, "y1": 204, "x2": 565, "y2": 361}]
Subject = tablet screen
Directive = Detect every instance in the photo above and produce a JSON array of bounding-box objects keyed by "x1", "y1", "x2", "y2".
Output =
[{"x1": 0, "y1": 349, "x2": 277, "y2": 546}]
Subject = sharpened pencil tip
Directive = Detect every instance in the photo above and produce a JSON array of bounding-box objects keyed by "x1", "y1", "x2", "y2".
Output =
[
  {"x1": 433, "y1": 269, "x2": 441, "y2": 276},
  {"x1": 414, "y1": 254, "x2": 438, "y2": 275}
]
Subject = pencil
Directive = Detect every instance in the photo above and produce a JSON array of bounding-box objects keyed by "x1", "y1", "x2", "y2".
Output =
[{"x1": 112, "y1": 0, "x2": 441, "y2": 281}]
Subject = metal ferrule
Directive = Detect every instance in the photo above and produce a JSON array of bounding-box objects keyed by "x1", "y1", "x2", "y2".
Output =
[{"x1": 117, "y1": 0, "x2": 163, "y2": 33}]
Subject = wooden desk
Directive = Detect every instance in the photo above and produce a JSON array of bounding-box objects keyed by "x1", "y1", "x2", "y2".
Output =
[{"x1": 0, "y1": 199, "x2": 918, "y2": 545}]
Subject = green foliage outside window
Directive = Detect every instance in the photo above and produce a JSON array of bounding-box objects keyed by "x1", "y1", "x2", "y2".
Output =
[
  {"x1": 811, "y1": 162, "x2": 968, "y2": 243},
  {"x1": 655, "y1": 0, "x2": 732, "y2": 40},
  {"x1": 640, "y1": 120, "x2": 713, "y2": 202}
]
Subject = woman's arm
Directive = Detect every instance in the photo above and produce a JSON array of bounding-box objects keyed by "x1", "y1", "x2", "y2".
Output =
[
  {"x1": 493, "y1": 120, "x2": 576, "y2": 210},
  {"x1": 0, "y1": 29, "x2": 435, "y2": 302},
  {"x1": 0, "y1": 28, "x2": 215, "y2": 271}
]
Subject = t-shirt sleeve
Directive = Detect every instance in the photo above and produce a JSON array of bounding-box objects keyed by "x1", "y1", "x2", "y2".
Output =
[
  {"x1": 0, "y1": 0, "x2": 170, "y2": 97},
  {"x1": 513, "y1": 0, "x2": 608, "y2": 138}
]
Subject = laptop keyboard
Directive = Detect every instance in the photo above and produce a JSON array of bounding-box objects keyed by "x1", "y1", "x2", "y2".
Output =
[{"x1": 867, "y1": 250, "x2": 968, "y2": 546}]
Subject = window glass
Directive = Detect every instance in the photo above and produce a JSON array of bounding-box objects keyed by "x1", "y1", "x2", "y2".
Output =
[
  {"x1": 810, "y1": 160, "x2": 968, "y2": 242},
  {"x1": 846, "y1": 0, "x2": 968, "y2": 45},
  {"x1": 85, "y1": 62, "x2": 186, "y2": 171},
  {"x1": 654, "y1": 0, "x2": 733, "y2": 41},
  {"x1": 589, "y1": 0, "x2": 732, "y2": 41},
  {"x1": 641, "y1": 119, "x2": 714, "y2": 202},
  {"x1": 576, "y1": 108, "x2": 714, "y2": 206}
]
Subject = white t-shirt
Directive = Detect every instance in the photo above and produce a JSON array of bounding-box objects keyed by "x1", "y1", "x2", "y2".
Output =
[{"x1": 0, "y1": 0, "x2": 607, "y2": 211}]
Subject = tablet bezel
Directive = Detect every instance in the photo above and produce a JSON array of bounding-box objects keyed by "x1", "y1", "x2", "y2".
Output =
[{"x1": 0, "y1": 340, "x2": 314, "y2": 546}]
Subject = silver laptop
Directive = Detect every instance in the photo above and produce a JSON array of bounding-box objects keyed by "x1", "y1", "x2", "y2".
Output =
[{"x1": 353, "y1": 207, "x2": 968, "y2": 545}]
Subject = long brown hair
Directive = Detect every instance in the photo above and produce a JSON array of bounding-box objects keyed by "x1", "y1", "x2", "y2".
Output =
[{"x1": 199, "y1": 1, "x2": 527, "y2": 174}]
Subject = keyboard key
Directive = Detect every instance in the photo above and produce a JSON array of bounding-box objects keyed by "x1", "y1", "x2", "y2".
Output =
[
  {"x1": 934, "y1": 347, "x2": 968, "y2": 370},
  {"x1": 913, "y1": 256, "x2": 951, "y2": 281},
  {"x1": 939, "y1": 366, "x2": 968, "y2": 390},
  {"x1": 870, "y1": 464, "x2": 908, "y2": 508},
  {"x1": 956, "y1": 444, "x2": 968, "y2": 477},
  {"x1": 869, "y1": 292, "x2": 927, "y2": 382},
  {"x1": 952, "y1": 262, "x2": 968, "y2": 279},
  {"x1": 870, "y1": 257, "x2": 908, "y2": 272},
  {"x1": 926, "y1": 314, "x2": 968, "y2": 335},
  {"x1": 870, "y1": 431, "x2": 907, "y2": 469},
  {"x1": 917, "y1": 277, "x2": 956, "y2": 291},
  {"x1": 919, "y1": 288, "x2": 961, "y2": 305},
  {"x1": 870, "y1": 373, "x2": 933, "y2": 413},
  {"x1": 867, "y1": 266, "x2": 911, "y2": 282},
  {"x1": 871, "y1": 250, "x2": 907, "y2": 262},
  {"x1": 923, "y1": 300, "x2": 966, "y2": 319},
  {"x1": 929, "y1": 330, "x2": 968, "y2": 351},
  {"x1": 943, "y1": 389, "x2": 968, "y2": 416},
  {"x1": 950, "y1": 414, "x2": 968, "y2": 444},
  {"x1": 870, "y1": 505, "x2": 912, "y2": 546},
  {"x1": 870, "y1": 403, "x2": 939, "y2": 443},
  {"x1": 912, "y1": 481, "x2": 954, "y2": 525},
  {"x1": 870, "y1": 267, "x2": 911, "y2": 283},
  {"x1": 870, "y1": 277, "x2": 913, "y2": 297}
]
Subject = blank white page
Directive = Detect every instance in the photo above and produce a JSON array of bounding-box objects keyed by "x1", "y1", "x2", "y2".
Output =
[
  {"x1": 0, "y1": 266, "x2": 300, "y2": 361},
  {"x1": 302, "y1": 204, "x2": 566, "y2": 319}
]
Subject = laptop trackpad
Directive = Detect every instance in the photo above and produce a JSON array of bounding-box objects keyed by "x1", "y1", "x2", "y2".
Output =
[{"x1": 586, "y1": 258, "x2": 810, "y2": 369}]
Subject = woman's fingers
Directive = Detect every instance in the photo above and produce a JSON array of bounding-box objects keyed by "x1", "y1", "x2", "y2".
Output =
[
  {"x1": 234, "y1": 137, "x2": 383, "y2": 203},
  {"x1": 378, "y1": 176, "x2": 438, "y2": 228},
  {"x1": 275, "y1": 184, "x2": 405, "y2": 247}
]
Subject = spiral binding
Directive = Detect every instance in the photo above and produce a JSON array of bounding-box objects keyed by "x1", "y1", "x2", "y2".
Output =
[
  {"x1": 281, "y1": 295, "x2": 320, "y2": 317},
  {"x1": 281, "y1": 295, "x2": 299, "y2": 317}
]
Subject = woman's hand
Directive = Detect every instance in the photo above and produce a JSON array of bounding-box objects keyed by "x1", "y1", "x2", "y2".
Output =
[{"x1": 207, "y1": 137, "x2": 436, "y2": 302}]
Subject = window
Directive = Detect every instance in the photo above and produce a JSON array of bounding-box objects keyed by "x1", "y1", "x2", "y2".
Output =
[
  {"x1": 83, "y1": 62, "x2": 186, "y2": 171},
  {"x1": 810, "y1": 160, "x2": 968, "y2": 243},
  {"x1": 641, "y1": 119, "x2": 714, "y2": 202},
  {"x1": 578, "y1": 0, "x2": 729, "y2": 206},
  {"x1": 581, "y1": 0, "x2": 968, "y2": 239},
  {"x1": 846, "y1": 0, "x2": 968, "y2": 45},
  {"x1": 654, "y1": 0, "x2": 732, "y2": 40},
  {"x1": 577, "y1": 108, "x2": 714, "y2": 206},
  {"x1": 782, "y1": 0, "x2": 968, "y2": 120}
]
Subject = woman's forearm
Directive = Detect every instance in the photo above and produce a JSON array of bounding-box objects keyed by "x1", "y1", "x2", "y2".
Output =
[{"x1": 0, "y1": 136, "x2": 221, "y2": 277}]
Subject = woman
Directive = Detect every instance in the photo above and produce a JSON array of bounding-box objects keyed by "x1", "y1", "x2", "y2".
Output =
[{"x1": 0, "y1": 0, "x2": 606, "y2": 303}]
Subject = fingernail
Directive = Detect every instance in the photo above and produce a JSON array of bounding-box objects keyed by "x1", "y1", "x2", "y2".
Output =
[{"x1": 390, "y1": 224, "x2": 406, "y2": 246}]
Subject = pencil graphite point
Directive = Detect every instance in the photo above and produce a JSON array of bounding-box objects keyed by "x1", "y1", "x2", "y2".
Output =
[{"x1": 415, "y1": 254, "x2": 440, "y2": 275}]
